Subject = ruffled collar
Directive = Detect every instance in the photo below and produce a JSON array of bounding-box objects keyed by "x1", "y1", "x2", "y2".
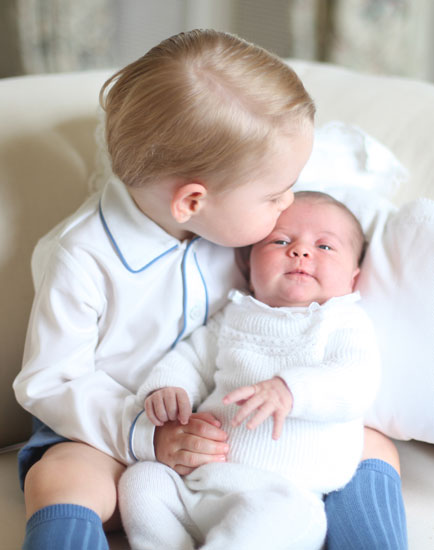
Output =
[{"x1": 228, "y1": 289, "x2": 361, "y2": 318}]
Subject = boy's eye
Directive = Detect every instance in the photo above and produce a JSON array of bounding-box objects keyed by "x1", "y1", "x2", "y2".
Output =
[{"x1": 318, "y1": 244, "x2": 332, "y2": 251}]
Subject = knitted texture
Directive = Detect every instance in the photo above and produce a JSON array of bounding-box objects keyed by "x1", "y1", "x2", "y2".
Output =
[
  {"x1": 140, "y1": 291, "x2": 380, "y2": 493},
  {"x1": 120, "y1": 461, "x2": 327, "y2": 550},
  {"x1": 325, "y1": 459, "x2": 408, "y2": 549},
  {"x1": 23, "y1": 504, "x2": 108, "y2": 550}
]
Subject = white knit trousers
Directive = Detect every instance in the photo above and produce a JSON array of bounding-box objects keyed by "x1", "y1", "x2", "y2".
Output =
[{"x1": 119, "y1": 461, "x2": 326, "y2": 550}]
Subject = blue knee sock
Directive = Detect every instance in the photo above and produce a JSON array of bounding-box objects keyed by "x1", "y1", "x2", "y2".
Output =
[
  {"x1": 22, "y1": 504, "x2": 109, "y2": 550},
  {"x1": 325, "y1": 459, "x2": 408, "y2": 550}
]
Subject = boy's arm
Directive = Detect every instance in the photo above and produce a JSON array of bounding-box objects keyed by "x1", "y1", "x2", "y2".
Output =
[
  {"x1": 278, "y1": 307, "x2": 381, "y2": 423},
  {"x1": 14, "y1": 246, "x2": 157, "y2": 466},
  {"x1": 129, "y1": 312, "x2": 223, "y2": 461}
]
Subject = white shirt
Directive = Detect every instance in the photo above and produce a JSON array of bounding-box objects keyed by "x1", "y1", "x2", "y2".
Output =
[{"x1": 13, "y1": 177, "x2": 244, "y2": 464}]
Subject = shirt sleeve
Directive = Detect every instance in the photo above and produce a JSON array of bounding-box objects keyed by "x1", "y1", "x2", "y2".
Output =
[
  {"x1": 279, "y1": 306, "x2": 381, "y2": 423},
  {"x1": 13, "y1": 245, "x2": 150, "y2": 465},
  {"x1": 130, "y1": 314, "x2": 222, "y2": 460}
]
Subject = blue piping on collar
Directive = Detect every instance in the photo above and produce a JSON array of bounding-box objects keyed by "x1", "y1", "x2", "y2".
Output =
[
  {"x1": 99, "y1": 200, "x2": 178, "y2": 273},
  {"x1": 99, "y1": 200, "x2": 208, "y2": 350}
]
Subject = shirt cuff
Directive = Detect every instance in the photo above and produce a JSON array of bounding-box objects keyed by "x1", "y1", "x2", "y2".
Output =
[{"x1": 129, "y1": 409, "x2": 156, "y2": 462}]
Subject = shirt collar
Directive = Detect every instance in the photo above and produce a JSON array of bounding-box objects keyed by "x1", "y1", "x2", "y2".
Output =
[
  {"x1": 99, "y1": 177, "x2": 182, "y2": 272},
  {"x1": 229, "y1": 289, "x2": 361, "y2": 314}
]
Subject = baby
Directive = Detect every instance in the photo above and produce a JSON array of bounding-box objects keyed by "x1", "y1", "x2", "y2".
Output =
[{"x1": 119, "y1": 191, "x2": 381, "y2": 550}]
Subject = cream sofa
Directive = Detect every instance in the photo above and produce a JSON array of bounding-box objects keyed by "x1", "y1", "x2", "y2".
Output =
[{"x1": 1, "y1": 60, "x2": 434, "y2": 549}]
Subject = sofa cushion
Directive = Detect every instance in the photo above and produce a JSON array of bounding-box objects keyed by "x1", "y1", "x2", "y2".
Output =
[
  {"x1": 360, "y1": 198, "x2": 434, "y2": 442},
  {"x1": 0, "y1": 71, "x2": 111, "y2": 448}
]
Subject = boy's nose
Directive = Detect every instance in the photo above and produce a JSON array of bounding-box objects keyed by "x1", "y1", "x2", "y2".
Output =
[{"x1": 279, "y1": 190, "x2": 294, "y2": 212}]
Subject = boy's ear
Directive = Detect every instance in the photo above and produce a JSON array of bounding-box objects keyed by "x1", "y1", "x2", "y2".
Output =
[{"x1": 170, "y1": 183, "x2": 208, "y2": 223}]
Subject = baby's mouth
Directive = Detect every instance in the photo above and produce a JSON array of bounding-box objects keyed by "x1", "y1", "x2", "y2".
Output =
[
  {"x1": 287, "y1": 269, "x2": 311, "y2": 276},
  {"x1": 285, "y1": 269, "x2": 314, "y2": 280}
]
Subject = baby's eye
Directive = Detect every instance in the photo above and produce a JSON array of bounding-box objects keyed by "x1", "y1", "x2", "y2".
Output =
[
  {"x1": 318, "y1": 244, "x2": 332, "y2": 251},
  {"x1": 273, "y1": 239, "x2": 290, "y2": 246}
]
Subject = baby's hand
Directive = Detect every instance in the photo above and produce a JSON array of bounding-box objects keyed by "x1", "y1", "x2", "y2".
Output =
[
  {"x1": 145, "y1": 387, "x2": 191, "y2": 426},
  {"x1": 223, "y1": 377, "x2": 293, "y2": 440}
]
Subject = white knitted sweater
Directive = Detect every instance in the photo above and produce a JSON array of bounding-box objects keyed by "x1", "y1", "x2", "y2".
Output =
[{"x1": 138, "y1": 291, "x2": 380, "y2": 493}]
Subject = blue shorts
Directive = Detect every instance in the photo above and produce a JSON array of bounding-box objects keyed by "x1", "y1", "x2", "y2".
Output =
[{"x1": 18, "y1": 418, "x2": 70, "y2": 490}]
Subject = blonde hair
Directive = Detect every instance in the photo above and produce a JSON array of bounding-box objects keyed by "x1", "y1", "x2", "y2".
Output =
[{"x1": 100, "y1": 29, "x2": 315, "y2": 189}]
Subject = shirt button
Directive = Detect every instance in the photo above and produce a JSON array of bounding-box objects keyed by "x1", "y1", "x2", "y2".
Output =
[{"x1": 189, "y1": 305, "x2": 202, "y2": 321}]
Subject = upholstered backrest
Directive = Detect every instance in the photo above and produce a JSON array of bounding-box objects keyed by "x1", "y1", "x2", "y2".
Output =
[
  {"x1": 290, "y1": 60, "x2": 434, "y2": 205},
  {"x1": 0, "y1": 70, "x2": 111, "y2": 447}
]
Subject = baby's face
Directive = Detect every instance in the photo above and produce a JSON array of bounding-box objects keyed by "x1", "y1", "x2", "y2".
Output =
[{"x1": 249, "y1": 199, "x2": 360, "y2": 307}]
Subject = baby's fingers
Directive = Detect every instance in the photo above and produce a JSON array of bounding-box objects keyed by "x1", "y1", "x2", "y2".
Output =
[
  {"x1": 231, "y1": 394, "x2": 264, "y2": 427},
  {"x1": 272, "y1": 411, "x2": 286, "y2": 441},
  {"x1": 223, "y1": 385, "x2": 256, "y2": 405},
  {"x1": 176, "y1": 390, "x2": 192, "y2": 425},
  {"x1": 246, "y1": 402, "x2": 275, "y2": 432},
  {"x1": 145, "y1": 395, "x2": 165, "y2": 426},
  {"x1": 163, "y1": 390, "x2": 179, "y2": 422}
]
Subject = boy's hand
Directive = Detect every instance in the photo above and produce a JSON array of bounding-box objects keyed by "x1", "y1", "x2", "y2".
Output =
[
  {"x1": 154, "y1": 412, "x2": 229, "y2": 476},
  {"x1": 145, "y1": 387, "x2": 191, "y2": 426},
  {"x1": 223, "y1": 377, "x2": 293, "y2": 440}
]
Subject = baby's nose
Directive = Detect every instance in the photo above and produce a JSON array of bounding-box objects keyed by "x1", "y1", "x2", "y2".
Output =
[{"x1": 289, "y1": 245, "x2": 310, "y2": 258}]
